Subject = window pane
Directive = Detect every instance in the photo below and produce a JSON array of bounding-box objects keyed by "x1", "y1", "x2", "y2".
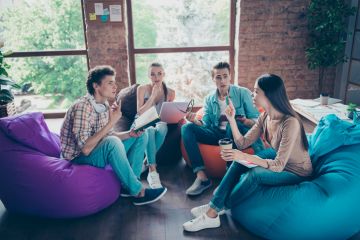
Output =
[
  {"x1": 0, "y1": 0, "x2": 85, "y2": 51},
  {"x1": 135, "y1": 51, "x2": 229, "y2": 104},
  {"x1": 352, "y1": 31, "x2": 360, "y2": 59},
  {"x1": 357, "y1": 8, "x2": 360, "y2": 30},
  {"x1": 5, "y1": 56, "x2": 88, "y2": 112},
  {"x1": 349, "y1": 60, "x2": 360, "y2": 85},
  {"x1": 346, "y1": 84, "x2": 360, "y2": 105},
  {"x1": 132, "y1": 0, "x2": 230, "y2": 48}
]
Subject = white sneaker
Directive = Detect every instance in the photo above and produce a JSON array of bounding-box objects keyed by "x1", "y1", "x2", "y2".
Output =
[
  {"x1": 191, "y1": 204, "x2": 226, "y2": 218},
  {"x1": 147, "y1": 171, "x2": 163, "y2": 189},
  {"x1": 183, "y1": 213, "x2": 220, "y2": 232}
]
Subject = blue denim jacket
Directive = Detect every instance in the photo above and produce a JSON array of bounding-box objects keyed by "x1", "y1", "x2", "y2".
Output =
[{"x1": 202, "y1": 85, "x2": 259, "y2": 129}]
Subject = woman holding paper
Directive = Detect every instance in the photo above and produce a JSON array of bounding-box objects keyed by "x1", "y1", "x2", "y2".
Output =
[
  {"x1": 183, "y1": 73, "x2": 313, "y2": 232},
  {"x1": 136, "y1": 62, "x2": 175, "y2": 189}
]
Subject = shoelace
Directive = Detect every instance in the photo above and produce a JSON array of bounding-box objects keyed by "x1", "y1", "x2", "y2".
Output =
[
  {"x1": 190, "y1": 214, "x2": 206, "y2": 224},
  {"x1": 193, "y1": 204, "x2": 209, "y2": 215}
]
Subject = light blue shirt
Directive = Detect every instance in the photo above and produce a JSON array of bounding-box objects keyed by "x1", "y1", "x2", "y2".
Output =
[{"x1": 202, "y1": 85, "x2": 259, "y2": 129}]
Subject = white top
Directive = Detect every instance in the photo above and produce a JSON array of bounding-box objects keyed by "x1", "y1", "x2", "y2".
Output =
[{"x1": 218, "y1": 99, "x2": 228, "y2": 130}]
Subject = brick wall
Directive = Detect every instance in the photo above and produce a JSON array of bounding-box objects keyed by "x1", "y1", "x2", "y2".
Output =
[
  {"x1": 236, "y1": 0, "x2": 335, "y2": 99},
  {"x1": 83, "y1": 0, "x2": 130, "y2": 91},
  {"x1": 82, "y1": 0, "x2": 336, "y2": 98}
]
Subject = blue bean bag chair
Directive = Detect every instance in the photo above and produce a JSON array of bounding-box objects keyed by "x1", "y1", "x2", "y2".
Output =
[
  {"x1": 0, "y1": 112, "x2": 121, "y2": 218},
  {"x1": 231, "y1": 115, "x2": 360, "y2": 240}
]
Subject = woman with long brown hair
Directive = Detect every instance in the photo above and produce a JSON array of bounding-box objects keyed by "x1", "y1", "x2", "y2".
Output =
[{"x1": 183, "y1": 73, "x2": 313, "y2": 232}]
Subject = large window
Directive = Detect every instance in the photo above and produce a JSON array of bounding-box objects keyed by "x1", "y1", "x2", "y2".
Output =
[
  {"x1": 128, "y1": 0, "x2": 235, "y2": 104},
  {"x1": 0, "y1": 0, "x2": 88, "y2": 113}
]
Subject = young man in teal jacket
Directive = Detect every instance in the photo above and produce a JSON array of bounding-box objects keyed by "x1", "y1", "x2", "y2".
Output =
[{"x1": 182, "y1": 62, "x2": 263, "y2": 196}]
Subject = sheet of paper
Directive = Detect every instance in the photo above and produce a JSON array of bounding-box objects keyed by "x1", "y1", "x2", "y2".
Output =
[
  {"x1": 237, "y1": 159, "x2": 257, "y2": 168},
  {"x1": 110, "y1": 5, "x2": 122, "y2": 22},
  {"x1": 95, "y1": 3, "x2": 104, "y2": 15},
  {"x1": 313, "y1": 97, "x2": 342, "y2": 105},
  {"x1": 290, "y1": 98, "x2": 320, "y2": 107},
  {"x1": 89, "y1": 13, "x2": 96, "y2": 21}
]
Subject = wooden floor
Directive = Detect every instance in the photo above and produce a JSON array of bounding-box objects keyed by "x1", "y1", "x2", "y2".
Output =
[
  {"x1": 1, "y1": 159, "x2": 360, "y2": 240},
  {"x1": 1, "y1": 119, "x2": 360, "y2": 240},
  {"x1": 0, "y1": 159, "x2": 262, "y2": 240}
]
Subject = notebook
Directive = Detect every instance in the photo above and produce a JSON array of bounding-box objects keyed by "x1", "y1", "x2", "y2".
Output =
[{"x1": 132, "y1": 106, "x2": 160, "y2": 131}]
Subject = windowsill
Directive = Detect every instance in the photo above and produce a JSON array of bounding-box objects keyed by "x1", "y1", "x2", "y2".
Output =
[{"x1": 42, "y1": 110, "x2": 66, "y2": 119}]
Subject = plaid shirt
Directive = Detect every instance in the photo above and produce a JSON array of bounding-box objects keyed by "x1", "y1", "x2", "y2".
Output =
[{"x1": 60, "y1": 95, "x2": 109, "y2": 160}]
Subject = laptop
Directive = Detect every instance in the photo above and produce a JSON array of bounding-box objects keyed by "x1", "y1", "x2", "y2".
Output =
[{"x1": 159, "y1": 101, "x2": 190, "y2": 124}]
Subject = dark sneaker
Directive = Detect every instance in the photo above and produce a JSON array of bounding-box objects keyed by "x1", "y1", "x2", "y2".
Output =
[
  {"x1": 186, "y1": 178, "x2": 212, "y2": 196},
  {"x1": 132, "y1": 187, "x2": 167, "y2": 206},
  {"x1": 120, "y1": 188, "x2": 132, "y2": 198}
]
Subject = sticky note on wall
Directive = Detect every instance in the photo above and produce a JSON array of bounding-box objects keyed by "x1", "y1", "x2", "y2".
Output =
[{"x1": 89, "y1": 13, "x2": 96, "y2": 21}]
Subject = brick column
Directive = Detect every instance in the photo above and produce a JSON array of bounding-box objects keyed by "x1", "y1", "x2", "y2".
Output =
[{"x1": 83, "y1": 0, "x2": 130, "y2": 91}]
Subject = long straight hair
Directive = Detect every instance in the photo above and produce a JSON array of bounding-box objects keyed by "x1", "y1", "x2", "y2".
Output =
[
  {"x1": 257, "y1": 74, "x2": 309, "y2": 150},
  {"x1": 149, "y1": 62, "x2": 168, "y2": 100}
]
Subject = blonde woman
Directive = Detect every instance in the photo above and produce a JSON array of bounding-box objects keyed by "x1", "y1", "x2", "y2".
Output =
[{"x1": 136, "y1": 63, "x2": 175, "y2": 189}]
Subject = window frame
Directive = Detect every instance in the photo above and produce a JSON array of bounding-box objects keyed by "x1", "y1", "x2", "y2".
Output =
[
  {"x1": 126, "y1": 0, "x2": 236, "y2": 85},
  {"x1": 2, "y1": 0, "x2": 89, "y2": 118}
]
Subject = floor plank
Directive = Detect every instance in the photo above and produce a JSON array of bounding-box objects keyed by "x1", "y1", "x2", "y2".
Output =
[{"x1": 1, "y1": 154, "x2": 359, "y2": 239}]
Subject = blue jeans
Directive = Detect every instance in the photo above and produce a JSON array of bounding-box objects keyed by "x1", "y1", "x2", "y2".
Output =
[
  {"x1": 145, "y1": 122, "x2": 168, "y2": 166},
  {"x1": 73, "y1": 135, "x2": 147, "y2": 196},
  {"x1": 181, "y1": 121, "x2": 264, "y2": 173},
  {"x1": 209, "y1": 148, "x2": 305, "y2": 212}
]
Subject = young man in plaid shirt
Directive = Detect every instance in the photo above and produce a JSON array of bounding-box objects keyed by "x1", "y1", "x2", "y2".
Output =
[{"x1": 60, "y1": 65, "x2": 167, "y2": 206}]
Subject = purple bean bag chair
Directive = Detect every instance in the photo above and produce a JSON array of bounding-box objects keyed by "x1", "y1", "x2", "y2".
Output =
[{"x1": 0, "y1": 112, "x2": 121, "y2": 218}]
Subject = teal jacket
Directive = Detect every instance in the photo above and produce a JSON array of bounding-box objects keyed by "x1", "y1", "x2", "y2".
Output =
[
  {"x1": 308, "y1": 114, "x2": 360, "y2": 163},
  {"x1": 202, "y1": 85, "x2": 259, "y2": 129}
]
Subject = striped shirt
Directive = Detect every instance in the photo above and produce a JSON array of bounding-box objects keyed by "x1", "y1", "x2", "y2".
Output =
[{"x1": 60, "y1": 95, "x2": 109, "y2": 160}]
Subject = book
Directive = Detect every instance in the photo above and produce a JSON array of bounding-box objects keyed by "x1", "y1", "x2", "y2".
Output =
[{"x1": 132, "y1": 106, "x2": 160, "y2": 131}]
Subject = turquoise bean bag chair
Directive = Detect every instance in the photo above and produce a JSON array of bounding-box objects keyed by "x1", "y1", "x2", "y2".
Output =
[{"x1": 231, "y1": 115, "x2": 360, "y2": 240}]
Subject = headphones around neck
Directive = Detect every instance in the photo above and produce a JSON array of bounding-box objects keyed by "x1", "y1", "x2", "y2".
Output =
[{"x1": 88, "y1": 95, "x2": 108, "y2": 113}]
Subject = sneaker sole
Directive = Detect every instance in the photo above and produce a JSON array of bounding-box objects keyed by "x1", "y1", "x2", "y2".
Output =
[
  {"x1": 186, "y1": 183, "x2": 212, "y2": 196},
  {"x1": 120, "y1": 193, "x2": 132, "y2": 198},
  {"x1": 133, "y1": 188, "x2": 168, "y2": 206},
  {"x1": 183, "y1": 222, "x2": 221, "y2": 232}
]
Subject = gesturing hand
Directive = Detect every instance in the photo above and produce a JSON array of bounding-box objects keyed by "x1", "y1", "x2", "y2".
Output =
[
  {"x1": 109, "y1": 102, "x2": 122, "y2": 125},
  {"x1": 224, "y1": 98, "x2": 236, "y2": 120}
]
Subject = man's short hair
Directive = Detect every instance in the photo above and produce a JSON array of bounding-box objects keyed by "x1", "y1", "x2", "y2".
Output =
[
  {"x1": 212, "y1": 62, "x2": 231, "y2": 77},
  {"x1": 86, "y1": 66, "x2": 116, "y2": 95}
]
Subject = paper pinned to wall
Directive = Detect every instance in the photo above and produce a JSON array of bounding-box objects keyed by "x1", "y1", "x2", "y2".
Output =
[
  {"x1": 95, "y1": 3, "x2": 104, "y2": 15},
  {"x1": 103, "y1": 8, "x2": 110, "y2": 15},
  {"x1": 110, "y1": 5, "x2": 122, "y2": 22},
  {"x1": 89, "y1": 13, "x2": 96, "y2": 21}
]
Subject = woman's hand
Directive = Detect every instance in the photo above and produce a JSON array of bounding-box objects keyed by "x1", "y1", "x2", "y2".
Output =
[
  {"x1": 224, "y1": 98, "x2": 236, "y2": 121},
  {"x1": 221, "y1": 149, "x2": 248, "y2": 162},
  {"x1": 150, "y1": 84, "x2": 163, "y2": 103}
]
